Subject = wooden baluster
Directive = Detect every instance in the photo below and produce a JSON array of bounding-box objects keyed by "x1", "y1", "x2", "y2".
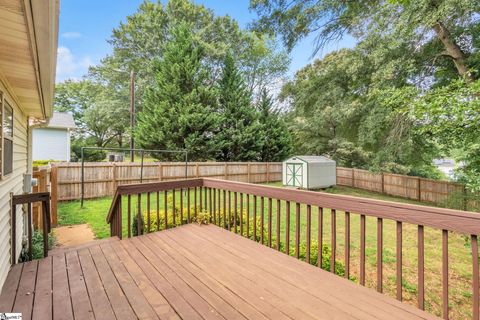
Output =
[
  {"x1": 286, "y1": 201, "x2": 290, "y2": 255},
  {"x1": 156, "y1": 191, "x2": 160, "y2": 231},
  {"x1": 200, "y1": 187, "x2": 203, "y2": 212},
  {"x1": 360, "y1": 214, "x2": 366, "y2": 285},
  {"x1": 28, "y1": 203, "x2": 32, "y2": 260},
  {"x1": 164, "y1": 190, "x2": 168, "y2": 230},
  {"x1": 318, "y1": 207, "x2": 323, "y2": 268},
  {"x1": 295, "y1": 203, "x2": 300, "y2": 259},
  {"x1": 396, "y1": 221, "x2": 402, "y2": 301},
  {"x1": 180, "y1": 188, "x2": 184, "y2": 224},
  {"x1": 276, "y1": 200, "x2": 281, "y2": 251},
  {"x1": 246, "y1": 194, "x2": 250, "y2": 238},
  {"x1": 331, "y1": 209, "x2": 336, "y2": 273},
  {"x1": 377, "y1": 218, "x2": 383, "y2": 293},
  {"x1": 172, "y1": 189, "x2": 176, "y2": 226},
  {"x1": 472, "y1": 235, "x2": 479, "y2": 320},
  {"x1": 253, "y1": 195, "x2": 257, "y2": 240},
  {"x1": 42, "y1": 200, "x2": 49, "y2": 257},
  {"x1": 345, "y1": 211, "x2": 350, "y2": 279},
  {"x1": 127, "y1": 195, "x2": 131, "y2": 238},
  {"x1": 147, "y1": 192, "x2": 151, "y2": 232},
  {"x1": 219, "y1": 189, "x2": 222, "y2": 226},
  {"x1": 234, "y1": 192, "x2": 238, "y2": 234},
  {"x1": 240, "y1": 193, "x2": 244, "y2": 235},
  {"x1": 228, "y1": 191, "x2": 232, "y2": 230},
  {"x1": 442, "y1": 229, "x2": 449, "y2": 319},
  {"x1": 418, "y1": 225, "x2": 424, "y2": 309},
  {"x1": 306, "y1": 205, "x2": 311, "y2": 264},
  {"x1": 260, "y1": 197, "x2": 265, "y2": 244},
  {"x1": 209, "y1": 187, "x2": 212, "y2": 223},
  {"x1": 268, "y1": 198, "x2": 273, "y2": 247},
  {"x1": 194, "y1": 187, "x2": 197, "y2": 219},
  {"x1": 118, "y1": 196, "x2": 122, "y2": 239},
  {"x1": 212, "y1": 188, "x2": 216, "y2": 225},
  {"x1": 223, "y1": 190, "x2": 227, "y2": 229},
  {"x1": 187, "y1": 188, "x2": 191, "y2": 223},
  {"x1": 137, "y1": 194, "x2": 142, "y2": 236},
  {"x1": 204, "y1": 186, "x2": 208, "y2": 212}
]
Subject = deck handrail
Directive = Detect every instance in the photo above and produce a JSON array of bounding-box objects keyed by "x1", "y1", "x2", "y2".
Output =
[
  {"x1": 106, "y1": 178, "x2": 480, "y2": 319},
  {"x1": 11, "y1": 192, "x2": 51, "y2": 263}
]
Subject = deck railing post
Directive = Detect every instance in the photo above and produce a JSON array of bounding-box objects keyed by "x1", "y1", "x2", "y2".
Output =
[{"x1": 11, "y1": 193, "x2": 16, "y2": 265}]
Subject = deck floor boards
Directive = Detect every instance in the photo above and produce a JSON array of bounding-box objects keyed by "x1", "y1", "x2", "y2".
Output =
[{"x1": 1, "y1": 224, "x2": 439, "y2": 320}]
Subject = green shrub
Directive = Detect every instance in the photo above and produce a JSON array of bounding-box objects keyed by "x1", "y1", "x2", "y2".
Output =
[
  {"x1": 132, "y1": 213, "x2": 145, "y2": 236},
  {"x1": 192, "y1": 210, "x2": 210, "y2": 225},
  {"x1": 133, "y1": 194, "x2": 205, "y2": 235},
  {"x1": 33, "y1": 160, "x2": 56, "y2": 167},
  {"x1": 19, "y1": 230, "x2": 55, "y2": 262}
]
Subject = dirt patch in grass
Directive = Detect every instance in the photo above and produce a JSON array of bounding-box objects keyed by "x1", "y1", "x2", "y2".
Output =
[{"x1": 53, "y1": 224, "x2": 96, "y2": 247}]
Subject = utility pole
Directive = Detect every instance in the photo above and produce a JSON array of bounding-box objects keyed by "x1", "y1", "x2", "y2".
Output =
[{"x1": 130, "y1": 70, "x2": 135, "y2": 162}]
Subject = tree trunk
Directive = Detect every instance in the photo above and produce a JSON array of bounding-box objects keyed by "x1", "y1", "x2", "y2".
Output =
[{"x1": 433, "y1": 22, "x2": 473, "y2": 82}]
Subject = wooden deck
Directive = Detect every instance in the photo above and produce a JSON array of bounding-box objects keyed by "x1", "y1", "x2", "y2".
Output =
[{"x1": 0, "y1": 224, "x2": 438, "y2": 320}]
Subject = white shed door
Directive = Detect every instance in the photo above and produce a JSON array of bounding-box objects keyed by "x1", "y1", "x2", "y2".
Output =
[{"x1": 286, "y1": 163, "x2": 303, "y2": 187}]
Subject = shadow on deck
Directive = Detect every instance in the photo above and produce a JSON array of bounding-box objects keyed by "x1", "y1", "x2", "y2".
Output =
[{"x1": 0, "y1": 224, "x2": 437, "y2": 320}]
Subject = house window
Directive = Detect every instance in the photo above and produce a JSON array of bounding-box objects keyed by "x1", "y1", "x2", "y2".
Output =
[{"x1": 3, "y1": 100, "x2": 13, "y2": 176}]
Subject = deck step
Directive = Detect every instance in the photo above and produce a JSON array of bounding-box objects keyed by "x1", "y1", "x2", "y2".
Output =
[{"x1": 49, "y1": 237, "x2": 120, "y2": 256}]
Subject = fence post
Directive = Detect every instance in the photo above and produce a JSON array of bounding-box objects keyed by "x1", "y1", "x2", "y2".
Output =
[
  {"x1": 417, "y1": 177, "x2": 421, "y2": 201},
  {"x1": 50, "y1": 165, "x2": 58, "y2": 226},
  {"x1": 196, "y1": 163, "x2": 199, "y2": 178},
  {"x1": 224, "y1": 163, "x2": 228, "y2": 180},
  {"x1": 352, "y1": 168, "x2": 355, "y2": 188},
  {"x1": 266, "y1": 163, "x2": 270, "y2": 183},
  {"x1": 463, "y1": 185, "x2": 468, "y2": 211},
  {"x1": 112, "y1": 163, "x2": 117, "y2": 194},
  {"x1": 247, "y1": 163, "x2": 251, "y2": 183},
  {"x1": 381, "y1": 172, "x2": 385, "y2": 194},
  {"x1": 158, "y1": 163, "x2": 163, "y2": 181}
]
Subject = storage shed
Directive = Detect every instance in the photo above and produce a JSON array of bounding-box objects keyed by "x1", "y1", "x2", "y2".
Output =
[
  {"x1": 283, "y1": 156, "x2": 336, "y2": 189},
  {"x1": 32, "y1": 112, "x2": 76, "y2": 161}
]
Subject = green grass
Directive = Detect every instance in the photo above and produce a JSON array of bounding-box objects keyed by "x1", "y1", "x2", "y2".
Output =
[{"x1": 58, "y1": 183, "x2": 476, "y2": 320}]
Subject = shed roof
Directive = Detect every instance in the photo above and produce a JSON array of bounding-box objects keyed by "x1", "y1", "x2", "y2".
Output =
[
  {"x1": 42, "y1": 112, "x2": 76, "y2": 129},
  {"x1": 287, "y1": 155, "x2": 335, "y2": 163}
]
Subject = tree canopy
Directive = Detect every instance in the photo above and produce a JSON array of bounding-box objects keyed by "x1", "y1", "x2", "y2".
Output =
[{"x1": 54, "y1": 0, "x2": 291, "y2": 162}]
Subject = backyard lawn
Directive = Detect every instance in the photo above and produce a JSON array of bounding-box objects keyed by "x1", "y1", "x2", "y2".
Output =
[{"x1": 58, "y1": 183, "x2": 476, "y2": 319}]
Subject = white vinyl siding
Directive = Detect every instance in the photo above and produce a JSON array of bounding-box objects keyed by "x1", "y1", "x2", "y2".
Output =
[
  {"x1": 0, "y1": 85, "x2": 28, "y2": 288},
  {"x1": 32, "y1": 128, "x2": 70, "y2": 161}
]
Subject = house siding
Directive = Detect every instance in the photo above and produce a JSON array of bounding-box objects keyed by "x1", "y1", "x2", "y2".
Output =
[
  {"x1": 33, "y1": 127, "x2": 70, "y2": 161},
  {"x1": 0, "y1": 84, "x2": 28, "y2": 288}
]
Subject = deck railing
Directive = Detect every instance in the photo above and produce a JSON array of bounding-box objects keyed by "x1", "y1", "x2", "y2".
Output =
[
  {"x1": 107, "y1": 178, "x2": 480, "y2": 320},
  {"x1": 11, "y1": 192, "x2": 51, "y2": 263}
]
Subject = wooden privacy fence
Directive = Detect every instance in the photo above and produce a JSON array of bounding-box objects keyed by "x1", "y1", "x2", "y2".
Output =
[
  {"x1": 49, "y1": 162, "x2": 473, "y2": 209},
  {"x1": 51, "y1": 162, "x2": 282, "y2": 201},
  {"x1": 336, "y1": 167, "x2": 470, "y2": 209}
]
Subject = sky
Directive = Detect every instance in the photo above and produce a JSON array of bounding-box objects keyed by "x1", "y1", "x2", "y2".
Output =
[{"x1": 56, "y1": 0, "x2": 356, "y2": 83}]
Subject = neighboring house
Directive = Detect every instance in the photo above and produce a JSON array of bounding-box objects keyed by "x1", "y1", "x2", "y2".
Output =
[
  {"x1": 0, "y1": 0, "x2": 59, "y2": 287},
  {"x1": 33, "y1": 112, "x2": 76, "y2": 161}
]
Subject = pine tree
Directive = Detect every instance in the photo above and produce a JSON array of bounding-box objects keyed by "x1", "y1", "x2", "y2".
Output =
[
  {"x1": 135, "y1": 23, "x2": 218, "y2": 160},
  {"x1": 214, "y1": 54, "x2": 262, "y2": 161},
  {"x1": 257, "y1": 88, "x2": 292, "y2": 161}
]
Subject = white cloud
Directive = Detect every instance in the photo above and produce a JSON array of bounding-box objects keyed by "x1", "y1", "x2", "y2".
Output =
[
  {"x1": 56, "y1": 46, "x2": 93, "y2": 82},
  {"x1": 61, "y1": 32, "x2": 82, "y2": 39}
]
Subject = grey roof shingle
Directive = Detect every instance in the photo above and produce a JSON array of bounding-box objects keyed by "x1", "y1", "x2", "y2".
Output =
[{"x1": 44, "y1": 112, "x2": 76, "y2": 129}]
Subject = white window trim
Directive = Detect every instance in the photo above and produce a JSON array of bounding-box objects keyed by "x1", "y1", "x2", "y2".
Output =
[{"x1": 1, "y1": 93, "x2": 14, "y2": 178}]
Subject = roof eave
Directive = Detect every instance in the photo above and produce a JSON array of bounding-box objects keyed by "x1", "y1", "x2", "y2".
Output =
[{"x1": 23, "y1": 0, "x2": 59, "y2": 119}]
